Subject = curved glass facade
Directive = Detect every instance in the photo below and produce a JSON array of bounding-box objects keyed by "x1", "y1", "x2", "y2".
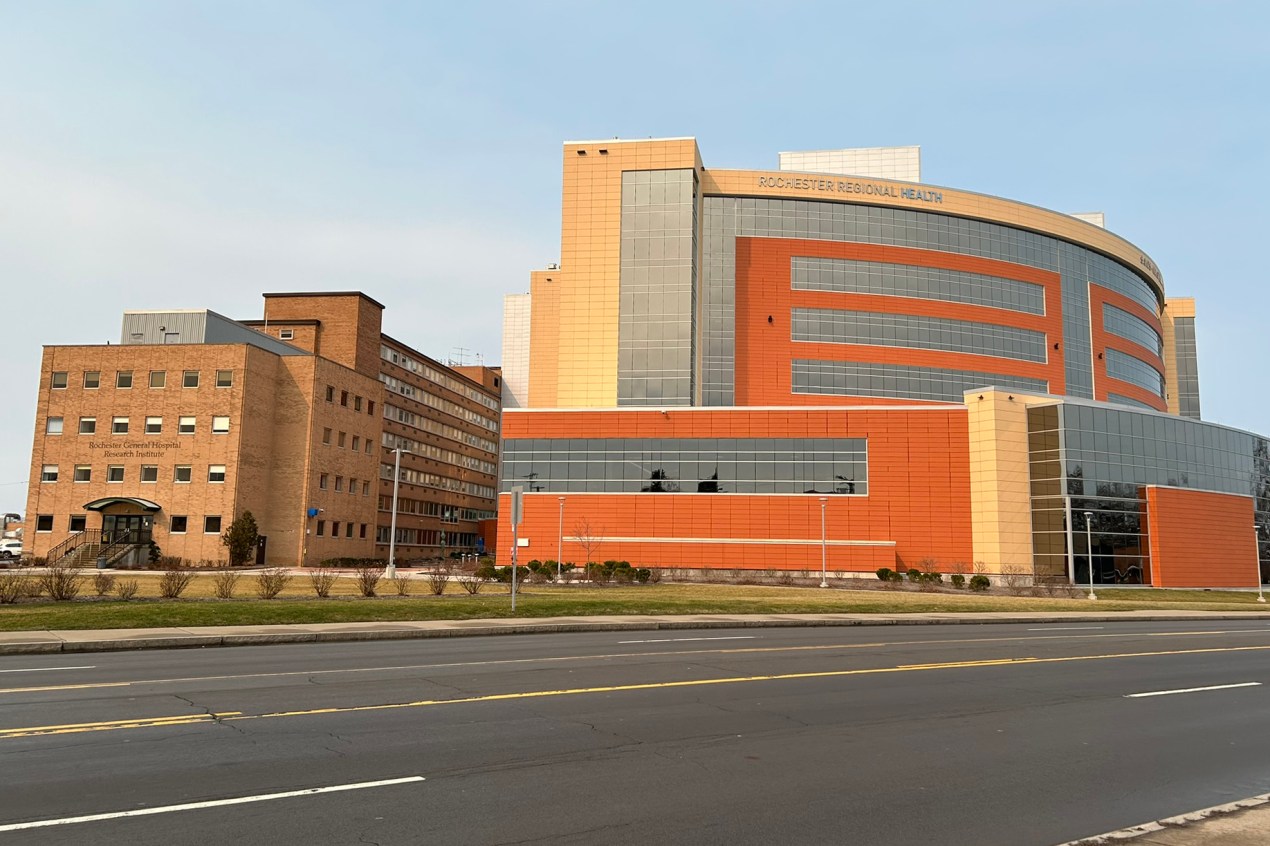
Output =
[
  {"x1": 701, "y1": 197, "x2": 1160, "y2": 406},
  {"x1": 1102, "y1": 303, "x2": 1163, "y2": 355},
  {"x1": 1105, "y1": 349, "x2": 1165, "y2": 397},
  {"x1": 792, "y1": 308, "x2": 1047, "y2": 363},
  {"x1": 792, "y1": 360, "x2": 1047, "y2": 403}
]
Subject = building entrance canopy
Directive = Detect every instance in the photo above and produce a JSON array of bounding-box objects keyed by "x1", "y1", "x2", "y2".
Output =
[{"x1": 83, "y1": 497, "x2": 162, "y2": 512}]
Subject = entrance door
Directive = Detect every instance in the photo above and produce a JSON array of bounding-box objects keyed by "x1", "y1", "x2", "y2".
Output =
[{"x1": 103, "y1": 515, "x2": 153, "y2": 545}]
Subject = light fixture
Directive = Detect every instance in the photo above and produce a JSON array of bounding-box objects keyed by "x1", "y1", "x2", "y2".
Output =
[{"x1": 767, "y1": 315, "x2": 773, "y2": 324}]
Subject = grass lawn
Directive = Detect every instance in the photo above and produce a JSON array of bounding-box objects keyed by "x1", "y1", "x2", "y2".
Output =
[{"x1": 1, "y1": 573, "x2": 1267, "y2": 631}]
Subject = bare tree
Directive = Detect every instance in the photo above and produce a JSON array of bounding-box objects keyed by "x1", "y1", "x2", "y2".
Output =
[{"x1": 572, "y1": 518, "x2": 604, "y2": 565}]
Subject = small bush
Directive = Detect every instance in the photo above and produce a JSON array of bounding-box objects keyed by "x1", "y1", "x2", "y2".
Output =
[
  {"x1": 646, "y1": 568, "x2": 664, "y2": 584},
  {"x1": 906, "y1": 568, "x2": 922, "y2": 583},
  {"x1": 255, "y1": 567, "x2": 291, "y2": 599},
  {"x1": 950, "y1": 574, "x2": 966, "y2": 589},
  {"x1": 114, "y1": 579, "x2": 140, "y2": 601},
  {"x1": 876, "y1": 567, "x2": 893, "y2": 582},
  {"x1": 474, "y1": 563, "x2": 498, "y2": 580},
  {"x1": 354, "y1": 565, "x2": 382, "y2": 597},
  {"x1": 426, "y1": 569, "x2": 448, "y2": 596},
  {"x1": 307, "y1": 567, "x2": 337, "y2": 598},
  {"x1": 0, "y1": 572, "x2": 29, "y2": 604},
  {"x1": 213, "y1": 569, "x2": 241, "y2": 599},
  {"x1": 969, "y1": 575, "x2": 991, "y2": 592},
  {"x1": 41, "y1": 562, "x2": 85, "y2": 601},
  {"x1": 158, "y1": 568, "x2": 196, "y2": 599},
  {"x1": 924, "y1": 572, "x2": 943, "y2": 585},
  {"x1": 635, "y1": 568, "x2": 651, "y2": 584},
  {"x1": 93, "y1": 571, "x2": 117, "y2": 597},
  {"x1": 457, "y1": 573, "x2": 484, "y2": 595},
  {"x1": 389, "y1": 573, "x2": 412, "y2": 596}
]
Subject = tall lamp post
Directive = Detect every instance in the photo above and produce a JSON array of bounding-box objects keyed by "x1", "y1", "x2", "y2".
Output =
[
  {"x1": 1255, "y1": 523, "x2": 1266, "y2": 604},
  {"x1": 819, "y1": 497, "x2": 829, "y2": 589},
  {"x1": 386, "y1": 447, "x2": 407, "y2": 578},
  {"x1": 1084, "y1": 511, "x2": 1097, "y2": 601},
  {"x1": 557, "y1": 496, "x2": 566, "y2": 584}
]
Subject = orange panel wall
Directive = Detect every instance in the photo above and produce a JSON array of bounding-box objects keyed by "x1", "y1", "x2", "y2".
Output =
[
  {"x1": 497, "y1": 407, "x2": 973, "y2": 573},
  {"x1": 1147, "y1": 486, "x2": 1257, "y2": 588},
  {"x1": 735, "y1": 239, "x2": 1066, "y2": 406},
  {"x1": 1089, "y1": 285, "x2": 1169, "y2": 411}
]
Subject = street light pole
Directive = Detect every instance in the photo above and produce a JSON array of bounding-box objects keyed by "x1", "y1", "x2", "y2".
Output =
[
  {"x1": 1255, "y1": 523, "x2": 1266, "y2": 604},
  {"x1": 1084, "y1": 510, "x2": 1097, "y2": 601},
  {"x1": 819, "y1": 496, "x2": 829, "y2": 588},
  {"x1": 386, "y1": 447, "x2": 405, "y2": 578},
  {"x1": 557, "y1": 496, "x2": 566, "y2": 584}
]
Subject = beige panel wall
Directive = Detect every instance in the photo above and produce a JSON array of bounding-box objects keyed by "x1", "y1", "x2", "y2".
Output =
[
  {"x1": 527, "y1": 269, "x2": 560, "y2": 407},
  {"x1": 966, "y1": 389, "x2": 1052, "y2": 578},
  {"x1": 1161, "y1": 297, "x2": 1196, "y2": 415},
  {"x1": 552, "y1": 138, "x2": 701, "y2": 408}
]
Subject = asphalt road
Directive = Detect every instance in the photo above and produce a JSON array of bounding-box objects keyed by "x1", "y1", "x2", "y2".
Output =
[{"x1": 2, "y1": 621, "x2": 1270, "y2": 845}]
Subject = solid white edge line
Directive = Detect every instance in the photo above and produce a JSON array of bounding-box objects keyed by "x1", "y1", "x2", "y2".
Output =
[
  {"x1": 617, "y1": 636, "x2": 758, "y2": 644},
  {"x1": 0, "y1": 666, "x2": 95, "y2": 674},
  {"x1": 1126, "y1": 682, "x2": 1261, "y2": 698},
  {"x1": 0, "y1": 776, "x2": 426, "y2": 832}
]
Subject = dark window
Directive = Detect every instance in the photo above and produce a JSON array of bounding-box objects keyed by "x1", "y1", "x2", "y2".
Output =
[
  {"x1": 183, "y1": 371, "x2": 200, "y2": 388},
  {"x1": 116, "y1": 371, "x2": 133, "y2": 388},
  {"x1": 69, "y1": 515, "x2": 87, "y2": 532},
  {"x1": 216, "y1": 370, "x2": 233, "y2": 387},
  {"x1": 354, "y1": 396, "x2": 363, "y2": 411},
  {"x1": 367, "y1": 400, "x2": 375, "y2": 416},
  {"x1": 50, "y1": 371, "x2": 68, "y2": 389},
  {"x1": 79, "y1": 417, "x2": 96, "y2": 434},
  {"x1": 325, "y1": 385, "x2": 335, "y2": 403},
  {"x1": 340, "y1": 391, "x2": 349, "y2": 407},
  {"x1": 280, "y1": 329, "x2": 294, "y2": 340},
  {"x1": 359, "y1": 523, "x2": 367, "y2": 539},
  {"x1": 170, "y1": 515, "x2": 188, "y2": 533},
  {"x1": 204, "y1": 516, "x2": 222, "y2": 534},
  {"x1": 345, "y1": 522, "x2": 354, "y2": 538},
  {"x1": 150, "y1": 370, "x2": 166, "y2": 388},
  {"x1": 316, "y1": 520, "x2": 325, "y2": 537},
  {"x1": 83, "y1": 371, "x2": 100, "y2": 389},
  {"x1": 332, "y1": 521, "x2": 341, "y2": 537},
  {"x1": 322, "y1": 427, "x2": 332, "y2": 445},
  {"x1": 36, "y1": 515, "x2": 54, "y2": 532}
]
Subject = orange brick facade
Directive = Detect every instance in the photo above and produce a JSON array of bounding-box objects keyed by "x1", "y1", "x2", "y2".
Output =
[{"x1": 1147, "y1": 487, "x2": 1258, "y2": 589}]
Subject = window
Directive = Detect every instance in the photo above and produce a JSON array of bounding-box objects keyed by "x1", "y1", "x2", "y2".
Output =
[
  {"x1": 316, "y1": 520, "x2": 325, "y2": 536},
  {"x1": 325, "y1": 385, "x2": 335, "y2": 403},
  {"x1": 140, "y1": 465, "x2": 159, "y2": 483},
  {"x1": 322, "y1": 427, "x2": 332, "y2": 445},
  {"x1": 362, "y1": 481, "x2": 370, "y2": 495},
  {"x1": 74, "y1": 465, "x2": 91, "y2": 482},
  {"x1": 335, "y1": 476, "x2": 344, "y2": 492},
  {"x1": 338, "y1": 431, "x2": 346, "y2": 448},
  {"x1": 208, "y1": 465, "x2": 226, "y2": 483},
  {"x1": 340, "y1": 390, "x2": 349, "y2": 407},
  {"x1": 345, "y1": 522, "x2": 353, "y2": 539},
  {"x1": 365, "y1": 441, "x2": 372, "y2": 455},
  {"x1": 36, "y1": 515, "x2": 54, "y2": 532},
  {"x1": 319, "y1": 473, "x2": 329, "y2": 490},
  {"x1": 170, "y1": 515, "x2": 188, "y2": 533},
  {"x1": 183, "y1": 371, "x2": 200, "y2": 388},
  {"x1": 178, "y1": 416, "x2": 196, "y2": 434},
  {"x1": 352, "y1": 435, "x2": 361, "y2": 451},
  {"x1": 47, "y1": 417, "x2": 63, "y2": 435},
  {"x1": 354, "y1": 396, "x2": 363, "y2": 412},
  {"x1": 359, "y1": 524, "x2": 367, "y2": 539},
  {"x1": 107, "y1": 465, "x2": 125, "y2": 483},
  {"x1": 332, "y1": 521, "x2": 341, "y2": 537},
  {"x1": 367, "y1": 400, "x2": 375, "y2": 416},
  {"x1": 211, "y1": 416, "x2": 230, "y2": 434},
  {"x1": 280, "y1": 329, "x2": 295, "y2": 340},
  {"x1": 149, "y1": 370, "x2": 166, "y2": 388},
  {"x1": 83, "y1": 371, "x2": 100, "y2": 389},
  {"x1": 79, "y1": 417, "x2": 96, "y2": 434},
  {"x1": 145, "y1": 416, "x2": 163, "y2": 434},
  {"x1": 116, "y1": 371, "x2": 133, "y2": 388},
  {"x1": 164, "y1": 332, "x2": 180, "y2": 344},
  {"x1": 51, "y1": 371, "x2": 68, "y2": 389},
  {"x1": 112, "y1": 416, "x2": 129, "y2": 434},
  {"x1": 348, "y1": 478, "x2": 357, "y2": 496},
  {"x1": 41, "y1": 465, "x2": 58, "y2": 482},
  {"x1": 174, "y1": 465, "x2": 192, "y2": 483},
  {"x1": 69, "y1": 515, "x2": 86, "y2": 532},
  {"x1": 204, "y1": 516, "x2": 222, "y2": 534},
  {"x1": 215, "y1": 370, "x2": 233, "y2": 388}
]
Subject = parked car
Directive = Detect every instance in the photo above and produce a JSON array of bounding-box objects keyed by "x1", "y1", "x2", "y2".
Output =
[{"x1": 0, "y1": 539, "x2": 22, "y2": 559}]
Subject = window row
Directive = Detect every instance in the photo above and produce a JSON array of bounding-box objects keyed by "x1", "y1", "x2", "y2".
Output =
[
  {"x1": 44, "y1": 415, "x2": 230, "y2": 435},
  {"x1": 373, "y1": 525, "x2": 479, "y2": 547},
  {"x1": 791, "y1": 308, "x2": 1048, "y2": 363},
  {"x1": 375, "y1": 496, "x2": 494, "y2": 522},
  {"x1": 41, "y1": 464, "x2": 227, "y2": 483},
  {"x1": 792, "y1": 359, "x2": 1048, "y2": 403},
  {"x1": 321, "y1": 427, "x2": 375, "y2": 453},
  {"x1": 1101, "y1": 303, "x2": 1163, "y2": 355},
  {"x1": 318, "y1": 474, "x2": 372, "y2": 496},
  {"x1": 315, "y1": 520, "x2": 369, "y2": 539},
  {"x1": 380, "y1": 374, "x2": 500, "y2": 432},
  {"x1": 381, "y1": 463, "x2": 497, "y2": 499},
  {"x1": 323, "y1": 385, "x2": 375, "y2": 416},
  {"x1": 1104, "y1": 349, "x2": 1165, "y2": 397},
  {"x1": 382, "y1": 431, "x2": 498, "y2": 476},
  {"x1": 380, "y1": 345, "x2": 501, "y2": 412},
  {"x1": 34, "y1": 514, "x2": 223, "y2": 534},
  {"x1": 385, "y1": 403, "x2": 499, "y2": 454},
  {"x1": 50, "y1": 370, "x2": 233, "y2": 390}
]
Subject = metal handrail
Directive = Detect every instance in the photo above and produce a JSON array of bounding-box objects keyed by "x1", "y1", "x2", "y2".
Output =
[{"x1": 47, "y1": 529, "x2": 103, "y2": 564}]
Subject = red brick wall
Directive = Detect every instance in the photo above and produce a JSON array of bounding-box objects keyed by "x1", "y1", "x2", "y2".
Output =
[{"x1": 1147, "y1": 486, "x2": 1257, "y2": 588}]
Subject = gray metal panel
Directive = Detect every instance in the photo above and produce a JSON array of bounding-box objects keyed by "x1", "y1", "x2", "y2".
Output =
[
  {"x1": 121, "y1": 311, "x2": 208, "y2": 345},
  {"x1": 203, "y1": 312, "x2": 305, "y2": 356}
]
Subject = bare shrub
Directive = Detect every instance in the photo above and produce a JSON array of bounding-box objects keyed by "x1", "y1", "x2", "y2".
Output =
[
  {"x1": 354, "y1": 565, "x2": 381, "y2": 598},
  {"x1": 114, "y1": 579, "x2": 140, "y2": 601},
  {"x1": 40, "y1": 561, "x2": 85, "y2": 601},
  {"x1": 426, "y1": 568, "x2": 449, "y2": 596},
  {"x1": 1001, "y1": 564, "x2": 1030, "y2": 596},
  {"x1": 0, "y1": 572, "x2": 30, "y2": 604},
  {"x1": 212, "y1": 569, "x2": 241, "y2": 600},
  {"x1": 255, "y1": 567, "x2": 291, "y2": 599},
  {"x1": 775, "y1": 569, "x2": 795, "y2": 586},
  {"x1": 972, "y1": 560, "x2": 988, "y2": 575},
  {"x1": 647, "y1": 567, "x2": 663, "y2": 584},
  {"x1": 158, "y1": 568, "x2": 196, "y2": 599},
  {"x1": 573, "y1": 518, "x2": 605, "y2": 565},
  {"x1": 457, "y1": 573, "x2": 484, "y2": 595},
  {"x1": 92, "y1": 571, "x2": 117, "y2": 597},
  {"x1": 307, "y1": 567, "x2": 337, "y2": 598},
  {"x1": 950, "y1": 561, "x2": 970, "y2": 576},
  {"x1": 389, "y1": 572, "x2": 412, "y2": 596}
]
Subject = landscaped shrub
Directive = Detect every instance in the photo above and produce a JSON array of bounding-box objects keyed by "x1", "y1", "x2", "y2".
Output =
[
  {"x1": 213, "y1": 569, "x2": 241, "y2": 599},
  {"x1": 876, "y1": 567, "x2": 894, "y2": 582},
  {"x1": 969, "y1": 575, "x2": 991, "y2": 592},
  {"x1": 495, "y1": 565, "x2": 529, "y2": 583},
  {"x1": 93, "y1": 571, "x2": 117, "y2": 597},
  {"x1": 646, "y1": 567, "x2": 662, "y2": 584},
  {"x1": 318, "y1": 557, "x2": 389, "y2": 569},
  {"x1": 457, "y1": 573, "x2": 484, "y2": 595},
  {"x1": 255, "y1": 567, "x2": 291, "y2": 599},
  {"x1": 114, "y1": 579, "x2": 140, "y2": 601},
  {"x1": 635, "y1": 568, "x2": 651, "y2": 584},
  {"x1": 474, "y1": 563, "x2": 498, "y2": 580},
  {"x1": 923, "y1": 572, "x2": 943, "y2": 585},
  {"x1": 354, "y1": 565, "x2": 382, "y2": 597},
  {"x1": 158, "y1": 567, "x2": 196, "y2": 599},
  {"x1": 426, "y1": 568, "x2": 449, "y2": 596},
  {"x1": 40, "y1": 561, "x2": 85, "y2": 601},
  {"x1": 389, "y1": 573, "x2": 412, "y2": 596},
  {"x1": 906, "y1": 568, "x2": 922, "y2": 583},
  {"x1": 950, "y1": 574, "x2": 966, "y2": 589},
  {"x1": 0, "y1": 572, "x2": 29, "y2": 604}
]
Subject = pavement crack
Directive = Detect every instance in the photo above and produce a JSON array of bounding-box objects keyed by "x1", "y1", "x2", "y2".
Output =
[{"x1": 171, "y1": 693, "x2": 257, "y2": 744}]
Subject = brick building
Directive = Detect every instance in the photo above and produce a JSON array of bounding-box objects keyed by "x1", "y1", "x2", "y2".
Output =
[{"x1": 25, "y1": 292, "x2": 500, "y2": 567}]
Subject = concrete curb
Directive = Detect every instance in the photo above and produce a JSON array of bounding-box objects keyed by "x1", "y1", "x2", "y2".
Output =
[
  {"x1": 1055, "y1": 792, "x2": 1270, "y2": 844},
  {"x1": 2, "y1": 612, "x2": 1268, "y2": 655}
]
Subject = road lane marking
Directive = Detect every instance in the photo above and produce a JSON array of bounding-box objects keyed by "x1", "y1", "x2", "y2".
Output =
[
  {"x1": 5, "y1": 628, "x2": 1270, "y2": 695},
  {"x1": 0, "y1": 711, "x2": 242, "y2": 739},
  {"x1": 0, "y1": 666, "x2": 95, "y2": 674},
  {"x1": 0, "y1": 776, "x2": 426, "y2": 832},
  {"x1": 1027, "y1": 627, "x2": 1105, "y2": 631},
  {"x1": 1125, "y1": 682, "x2": 1262, "y2": 698},
  {"x1": 617, "y1": 636, "x2": 757, "y2": 644}
]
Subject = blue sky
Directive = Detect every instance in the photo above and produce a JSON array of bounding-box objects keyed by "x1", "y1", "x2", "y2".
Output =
[{"x1": 2, "y1": 1, "x2": 1267, "y2": 513}]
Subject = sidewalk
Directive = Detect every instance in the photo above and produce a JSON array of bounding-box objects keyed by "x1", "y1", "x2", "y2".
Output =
[
  {"x1": 1063, "y1": 793, "x2": 1270, "y2": 845},
  {"x1": 2, "y1": 609, "x2": 1269, "y2": 655}
]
